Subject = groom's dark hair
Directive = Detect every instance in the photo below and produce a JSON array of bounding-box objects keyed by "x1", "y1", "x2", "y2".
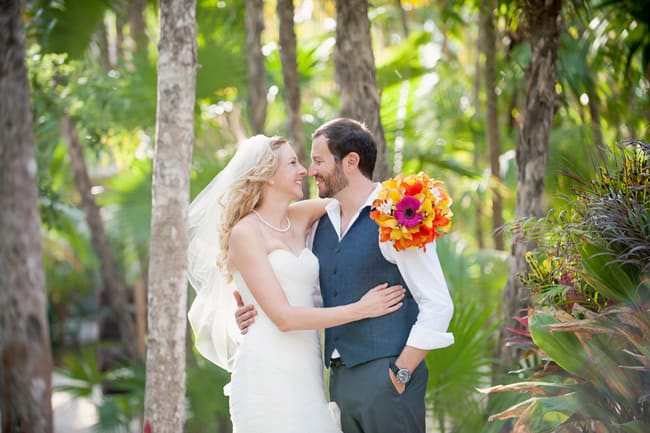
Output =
[{"x1": 312, "y1": 118, "x2": 377, "y2": 180}]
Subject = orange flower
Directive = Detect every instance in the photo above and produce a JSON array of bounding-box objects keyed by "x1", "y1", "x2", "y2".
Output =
[{"x1": 370, "y1": 172, "x2": 453, "y2": 251}]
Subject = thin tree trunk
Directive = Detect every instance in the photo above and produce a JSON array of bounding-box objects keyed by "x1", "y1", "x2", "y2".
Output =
[
  {"x1": 115, "y1": 11, "x2": 124, "y2": 62},
  {"x1": 0, "y1": 1, "x2": 53, "y2": 432},
  {"x1": 127, "y1": 0, "x2": 148, "y2": 56},
  {"x1": 482, "y1": 0, "x2": 505, "y2": 251},
  {"x1": 60, "y1": 115, "x2": 140, "y2": 360},
  {"x1": 474, "y1": 8, "x2": 485, "y2": 251},
  {"x1": 245, "y1": 0, "x2": 267, "y2": 134},
  {"x1": 97, "y1": 19, "x2": 112, "y2": 69},
  {"x1": 334, "y1": 0, "x2": 390, "y2": 181},
  {"x1": 497, "y1": 0, "x2": 563, "y2": 378},
  {"x1": 143, "y1": 0, "x2": 197, "y2": 431},
  {"x1": 277, "y1": 0, "x2": 309, "y2": 198},
  {"x1": 396, "y1": 0, "x2": 409, "y2": 37}
]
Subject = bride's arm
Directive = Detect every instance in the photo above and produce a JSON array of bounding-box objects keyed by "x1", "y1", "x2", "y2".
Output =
[
  {"x1": 289, "y1": 198, "x2": 333, "y2": 229},
  {"x1": 229, "y1": 222, "x2": 404, "y2": 332}
]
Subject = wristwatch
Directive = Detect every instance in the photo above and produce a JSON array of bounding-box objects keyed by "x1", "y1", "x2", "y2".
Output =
[{"x1": 389, "y1": 361, "x2": 411, "y2": 384}]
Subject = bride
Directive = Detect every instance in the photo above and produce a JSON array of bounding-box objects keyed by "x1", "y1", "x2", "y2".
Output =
[{"x1": 187, "y1": 135, "x2": 405, "y2": 433}]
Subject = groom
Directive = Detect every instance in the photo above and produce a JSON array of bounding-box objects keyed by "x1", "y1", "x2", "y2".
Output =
[{"x1": 236, "y1": 118, "x2": 454, "y2": 433}]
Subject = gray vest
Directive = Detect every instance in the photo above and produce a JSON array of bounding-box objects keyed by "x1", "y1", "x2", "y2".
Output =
[{"x1": 312, "y1": 207, "x2": 419, "y2": 367}]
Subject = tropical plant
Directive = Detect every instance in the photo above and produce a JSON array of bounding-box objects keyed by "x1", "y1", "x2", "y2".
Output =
[
  {"x1": 425, "y1": 234, "x2": 508, "y2": 433},
  {"x1": 55, "y1": 345, "x2": 145, "y2": 433},
  {"x1": 482, "y1": 141, "x2": 650, "y2": 433}
]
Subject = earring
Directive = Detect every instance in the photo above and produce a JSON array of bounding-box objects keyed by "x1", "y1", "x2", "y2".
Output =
[{"x1": 268, "y1": 180, "x2": 275, "y2": 185}]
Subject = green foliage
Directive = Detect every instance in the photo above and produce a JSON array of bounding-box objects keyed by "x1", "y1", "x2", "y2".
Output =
[
  {"x1": 28, "y1": 0, "x2": 108, "y2": 58},
  {"x1": 185, "y1": 356, "x2": 232, "y2": 433},
  {"x1": 56, "y1": 345, "x2": 233, "y2": 433},
  {"x1": 577, "y1": 143, "x2": 650, "y2": 275},
  {"x1": 196, "y1": 0, "x2": 247, "y2": 101},
  {"x1": 593, "y1": 0, "x2": 650, "y2": 76},
  {"x1": 426, "y1": 300, "x2": 500, "y2": 433},
  {"x1": 426, "y1": 235, "x2": 508, "y2": 432},
  {"x1": 56, "y1": 346, "x2": 145, "y2": 433},
  {"x1": 101, "y1": 159, "x2": 153, "y2": 255},
  {"x1": 485, "y1": 143, "x2": 650, "y2": 432}
]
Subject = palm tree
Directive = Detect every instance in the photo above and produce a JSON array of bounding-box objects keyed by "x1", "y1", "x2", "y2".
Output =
[
  {"x1": 277, "y1": 0, "x2": 309, "y2": 198},
  {"x1": 143, "y1": 0, "x2": 197, "y2": 431},
  {"x1": 334, "y1": 0, "x2": 390, "y2": 180},
  {"x1": 245, "y1": 0, "x2": 267, "y2": 134},
  {"x1": 498, "y1": 0, "x2": 563, "y2": 377},
  {"x1": 127, "y1": 0, "x2": 148, "y2": 57},
  {"x1": 0, "y1": 1, "x2": 53, "y2": 431},
  {"x1": 481, "y1": 0, "x2": 505, "y2": 251}
]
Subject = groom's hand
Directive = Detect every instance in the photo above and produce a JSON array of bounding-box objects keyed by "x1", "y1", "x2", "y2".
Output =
[
  {"x1": 388, "y1": 368, "x2": 406, "y2": 395},
  {"x1": 234, "y1": 290, "x2": 257, "y2": 335}
]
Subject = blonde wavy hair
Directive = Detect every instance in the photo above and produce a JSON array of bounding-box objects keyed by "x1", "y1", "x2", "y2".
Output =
[{"x1": 217, "y1": 136, "x2": 287, "y2": 274}]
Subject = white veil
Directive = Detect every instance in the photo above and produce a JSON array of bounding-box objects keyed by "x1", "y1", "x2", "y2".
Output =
[{"x1": 187, "y1": 135, "x2": 272, "y2": 372}]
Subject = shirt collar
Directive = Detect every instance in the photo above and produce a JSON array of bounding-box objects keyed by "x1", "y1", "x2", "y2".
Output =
[{"x1": 323, "y1": 183, "x2": 381, "y2": 239}]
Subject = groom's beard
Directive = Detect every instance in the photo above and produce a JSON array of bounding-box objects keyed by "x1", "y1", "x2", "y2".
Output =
[{"x1": 317, "y1": 163, "x2": 348, "y2": 198}]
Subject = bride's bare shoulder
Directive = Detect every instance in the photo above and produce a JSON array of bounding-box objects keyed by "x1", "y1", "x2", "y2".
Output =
[{"x1": 230, "y1": 214, "x2": 262, "y2": 243}]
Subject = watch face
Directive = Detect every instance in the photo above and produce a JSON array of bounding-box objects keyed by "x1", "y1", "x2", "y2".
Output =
[{"x1": 396, "y1": 369, "x2": 411, "y2": 384}]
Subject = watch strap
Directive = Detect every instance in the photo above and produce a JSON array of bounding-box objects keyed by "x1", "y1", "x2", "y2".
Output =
[{"x1": 389, "y1": 360, "x2": 411, "y2": 384}]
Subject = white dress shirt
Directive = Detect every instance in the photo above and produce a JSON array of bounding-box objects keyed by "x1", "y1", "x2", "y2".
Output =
[{"x1": 308, "y1": 184, "x2": 454, "y2": 352}]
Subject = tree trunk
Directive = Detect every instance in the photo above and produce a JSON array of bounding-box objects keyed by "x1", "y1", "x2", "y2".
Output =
[
  {"x1": 334, "y1": 0, "x2": 390, "y2": 181},
  {"x1": 473, "y1": 9, "x2": 485, "y2": 251},
  {"x1": 115, "y1": 10, "x2": 124, "y2": 63},
  {"x1": 60, "y1": 115, "x2": 141, "y2": 360},
  {"x1": 396, "y1": 0, "x2": 409, "y2": 37},
  {"x1": 497, "y1": 0, "x2": 563, "y2": 377},
  {"x1": 245, "y1": 0, "x2": 267, "y2": 134},
  {"x1": 143, "y1": 0, "x2": 196, "y2": 431},
  {"x1": 0, "y1": 1, "x2": 53, "y2": 432},
  {"x1": 482, "y1": 0, "x2": 505, "y2": 251},
  {"x1": 127, "y1": 0, "x2": 148, "y2": 56},
  {"x1": 97, "y1": 19, "x2": 112, "y2": 69},
  {"x1": 277, "y1": 0, "x2": 309, "y2": 198}
]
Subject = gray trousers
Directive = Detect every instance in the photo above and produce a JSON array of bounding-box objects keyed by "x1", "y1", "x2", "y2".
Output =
[{"x1": 329, "y1": 357, "x2": 428, "y2": 433}]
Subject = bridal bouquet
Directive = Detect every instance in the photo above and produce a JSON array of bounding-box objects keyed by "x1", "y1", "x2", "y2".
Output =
[{"x1": 370, "y1": 172, "x2": 453, "y2": 252}]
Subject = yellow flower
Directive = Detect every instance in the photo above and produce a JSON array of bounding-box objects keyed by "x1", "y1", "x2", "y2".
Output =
[{"x1": 370, "y1": 172, "x2": 453, "y2": 251}]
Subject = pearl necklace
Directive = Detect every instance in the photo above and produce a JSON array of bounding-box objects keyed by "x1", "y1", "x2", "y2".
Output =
[{"x1": 251, "y1": 210, "x2": 291, "y2": 233}]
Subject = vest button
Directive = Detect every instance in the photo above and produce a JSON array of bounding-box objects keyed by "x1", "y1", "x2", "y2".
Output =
[
  {"x1": 333, "y1": 269, "x2": 337, "y2": 275},
  {"x1": 333, "y1": 290, "x2": 338, "y2": 296}
]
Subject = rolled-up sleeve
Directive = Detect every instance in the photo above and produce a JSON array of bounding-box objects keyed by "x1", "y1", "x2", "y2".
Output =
[{"x1": 380, "y1": 241, "x2": 454, "y2": 350}]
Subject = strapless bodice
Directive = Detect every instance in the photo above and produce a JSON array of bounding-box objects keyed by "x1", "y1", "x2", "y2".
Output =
[{"x1": 232, "y1": 248, "x2": 319, "y2": 310}]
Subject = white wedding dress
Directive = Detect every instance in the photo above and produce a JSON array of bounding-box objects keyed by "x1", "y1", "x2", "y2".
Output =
[{"x1": 229, "y1": 248, "x2": 342, "y2": 433}]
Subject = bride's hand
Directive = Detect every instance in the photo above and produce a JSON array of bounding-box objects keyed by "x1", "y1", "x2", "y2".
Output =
[{"x1": 357, "y1": 283, "x2": 405, "y2": 318}]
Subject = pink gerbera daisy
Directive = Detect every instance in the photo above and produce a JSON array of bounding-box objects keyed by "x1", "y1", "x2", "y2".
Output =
[{"x1": 395, "y1": 196, "x2": 423, "y2": 228}]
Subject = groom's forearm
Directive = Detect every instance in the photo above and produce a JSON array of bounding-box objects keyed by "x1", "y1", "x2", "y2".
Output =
[{"x1": 395, "y1": 346, "x2": 428, "y2": 372}]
